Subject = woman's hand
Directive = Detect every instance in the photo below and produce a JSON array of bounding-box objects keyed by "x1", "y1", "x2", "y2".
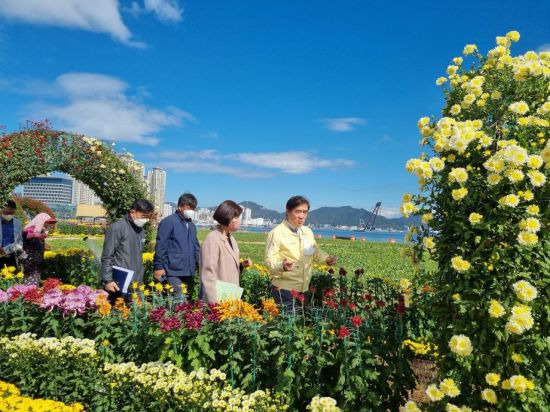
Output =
[
  {"x1": 242, "y1": 258, "x2": 252, "y2": 268},
  {"x1": 326, "y1": 256, "x2": 337, "y2": 266}
]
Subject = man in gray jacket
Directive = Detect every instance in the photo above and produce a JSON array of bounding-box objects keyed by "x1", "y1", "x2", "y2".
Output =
[{"x1": 101, "y1": 199, "x2": 154, "y2": 297}]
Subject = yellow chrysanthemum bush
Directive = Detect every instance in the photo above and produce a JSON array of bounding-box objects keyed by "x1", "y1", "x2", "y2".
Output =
[{"x1": 402, "y1": 32, "x2": 549, "y2": 411}]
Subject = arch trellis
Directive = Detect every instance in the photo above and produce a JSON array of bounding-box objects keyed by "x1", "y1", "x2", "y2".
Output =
[{"x1": 0, "y1": 123, "x2": 148, "y2": 222}]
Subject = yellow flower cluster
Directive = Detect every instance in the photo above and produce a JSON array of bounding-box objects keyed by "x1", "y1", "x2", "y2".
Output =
[
  {"x1": 0, "y1": 334, "x2": 98, "y2": 360},
  {"x1": 44, "y1": 248, "x2": 94, "y2": 260},
  {"x1": 505, "y1": 304, "x2": 534, "y2": 334},
  {"x1": 306, "y1": 396, "x2": 341, "y2": 412},
  {"x1": 403, "y1": 400, "x2": 422, "y2": 412},
  {"x1": 0, "y1": 381, "x2": 84, "y2": 412},
  {"x1": 261, "y1": 298, "x2": 280, "y2": 317},
  {"x1": 217, "y1": 299, "x2": 263, "y2": 322},
  {"x1": 426, "y1": 378, "x2": 460, "y2": 402},
  {"x1": 104, "y1": 362, "x2": 286, "y2": 411},
  {"x1": 512, "y1": 280, "x2": 538, "y2": 302},
  {"x1": 501, "y1": 374, "x2": 535, "y2": 394},
  {"x1": 448, "y1": 334, "x2": 473, "y2": 357},
  {"x1": 0, "y1": 265, "x2": 24, "y2": 280},
  {"x1": 451, "y1": 256, "x2": 470, "y2": 272},
  {"x1": 402, "y1": 339, "x2": 438, "y2": 356}
]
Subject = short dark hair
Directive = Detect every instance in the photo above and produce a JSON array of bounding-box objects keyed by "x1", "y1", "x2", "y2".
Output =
[
  {"x1": 178, "y1": 193, "x2": 197, "y2": 209},
  {"x1": 131, "y1": 199, "x2": 154, "y2": 213},
  {"x1": 3, "y1": 200, "x2": 17, "y2": 210},
  {"x1": 213, "y1": 200, "x2": 243, "y2": 226},
  {"x1": 286, "y1": 196, "x2": 310, "y2": 211}
]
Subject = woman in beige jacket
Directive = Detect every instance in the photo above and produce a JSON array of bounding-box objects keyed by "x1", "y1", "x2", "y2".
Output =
[{"x1": 200, "y1": 200, "x2": 251, "y2": 304}]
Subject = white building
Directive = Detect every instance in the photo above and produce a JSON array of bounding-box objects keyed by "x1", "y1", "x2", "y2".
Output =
[
  {"x1": 146, "y1": 167, "x2": 166, "y2": 215},
  {"x1": 163, "y1": 203, "x2": 174, "y2": 218},
  {"x1": 72, "y1": 179, "x2": 102, "y2": 206},
  {"x1": 242, "y1": 207, "x2": 252, "y2": 224},
  {"x1": 118, "y1": 153, "x2": 146, "y2": 185},
  {"x1": 22, "y1": 175, "x2": 74, "y2": 206}
]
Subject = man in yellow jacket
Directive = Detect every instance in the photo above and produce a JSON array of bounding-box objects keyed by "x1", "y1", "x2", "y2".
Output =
[{"x1": 265, "y1": 196, "x2": 336, "y2": 312}]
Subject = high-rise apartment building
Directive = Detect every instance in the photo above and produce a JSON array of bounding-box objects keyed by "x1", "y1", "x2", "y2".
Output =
[
  {"x1": 72, "y1": 179, "x2": 102, "y2": 205},
  {"x1": 147, "y1": 167, "x2": 166, "y2": 214},
  {"x1": 117, "y1": 153, "x2": 146, "y2": 185}
]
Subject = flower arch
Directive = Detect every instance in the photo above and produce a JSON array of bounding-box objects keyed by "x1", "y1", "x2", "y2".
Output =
[{"x1": 0, "y1": 123, "x2": 148, "y2": 222}]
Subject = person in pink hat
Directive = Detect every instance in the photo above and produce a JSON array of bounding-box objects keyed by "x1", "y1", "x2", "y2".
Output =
[{"x1": 22, "y1": 212, "x2": 57, "y2": 284}]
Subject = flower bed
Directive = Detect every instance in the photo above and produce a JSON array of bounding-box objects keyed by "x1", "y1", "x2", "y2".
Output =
[{"x1": 0, "y1": 272, "x2": 413, "y2": 410}]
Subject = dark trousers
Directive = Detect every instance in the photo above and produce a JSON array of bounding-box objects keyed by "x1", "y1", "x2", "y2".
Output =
[
  {"x1": 271, "y1": 285, "x2": 308, "y2": 316},
  {"x1": 167, "y1": 276, "x2": 194, "y2": 301},
  {"x1": 0, "y1": 254, "x2": 18, "y2": 271}
]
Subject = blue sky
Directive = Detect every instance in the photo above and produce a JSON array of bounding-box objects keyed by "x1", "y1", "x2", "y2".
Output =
[{"x1": 0, "y1": 1, "x2": 549, "y2": 216}]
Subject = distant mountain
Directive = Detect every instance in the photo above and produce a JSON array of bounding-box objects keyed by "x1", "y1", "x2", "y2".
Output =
[
  {"x1": 235, "y1": 201, "x2": 421, "y2": 230},
  {"x1": 238, "y1": 201, "x2": 284, "y2": 221}
]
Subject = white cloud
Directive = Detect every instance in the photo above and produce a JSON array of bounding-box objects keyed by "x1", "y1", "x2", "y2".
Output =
[
  {"x1": 143, "y1": 150, "x2": 355, "y2": 177},
  {"x1": 379, "y1": 206, "x2": 401, "y2": 219},
  {"x1": 143, "y1": 0, "x2": 183, "y2": 22},
  {"x1": 321, "y1": 117, "x2": 366, "y2": 132},
  {"x1": 231, "y1": 151, "x2": 355, "y2": 173},
  {"x1": 0, "y1": 0, "x2": 144, "y2": 47},
  {"x1": 537, "y1": 43, "x2": 550, "y2": 52},
  {"x1": 27, "y1": 72, "x2": 193, "y2": 145}
]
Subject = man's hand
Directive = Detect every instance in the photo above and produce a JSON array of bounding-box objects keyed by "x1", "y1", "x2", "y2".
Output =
[
  {"x1": 326, "y1": 256, "x2": 337, "y2": 266},
  {"x1": 154, "y1": 269, "x2": 166, "y2": 281},
  {"x1": 104, "y1": 281, "x2": 120, "y2": 293},
  {"x1": 0, "y1": 247, "x2": 5, "y2": 257},
  {"x1": 283, "y1": 259, "x2": 295, "y2": 271},
  {"x1": 242, "y1": 258, "x2": 252, "y2": 268}
]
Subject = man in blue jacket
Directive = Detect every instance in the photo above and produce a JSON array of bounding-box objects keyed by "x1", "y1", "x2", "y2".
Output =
[
  {"x1": 153, "y1": 193, "x2": 200, "y2": 300},
  {"x1": 0, "y1": 200, "x2": 24, "y2": 270}
]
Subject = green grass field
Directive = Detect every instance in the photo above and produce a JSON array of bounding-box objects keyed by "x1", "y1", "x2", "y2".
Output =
[{"x1": 48, "y1": 229, "x2": 435, "y2": 282}]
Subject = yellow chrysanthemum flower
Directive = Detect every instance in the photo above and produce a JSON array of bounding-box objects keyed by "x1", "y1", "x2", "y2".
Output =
[
  {"x1": 449, "y1": 334, "x2": 473, "y2": 356},
  {"x1": 517, "y1": 231, "x2": 538, "y2": 246},
  {"x1": 451, "y1": 188, "x2": 468, "y2": 201},
  {"x1": 481, "y1": 388, "x2": 497, "y2": 404},
  {"x1": 468, "y1": 213, "x2": 482, "y2": 225},
  {"x1": 423, "y1": 237, "x2": 436, "y2": 250},
  {"x1": 422, "y1": 213, "x2": 434, "y2": 224},
  {"x1": 488, "y1": 299, "x2": 505, "y2": 318},
  {"x1": 512, "y1": 280, "x2": 538, "y2": 301},
  {"x1": 511, "y1": 353, "x2": 523, "y2": 363},
  {"x1": 526, "y1": 204, "x2": 540, "y2": 215},
  {"x1": 451, "y1": 256, "x2": 471, "y2": 272},
  {"x1": 448, "y1": 167, "x2": 468, "y2": 183},
  {"x1": 439, "y1": 378, "x2": 460, "y2": 397},
  {"x1": 426, "y1": 384, "x2": 444, "y2": 401},
  {"x1": 463, "y1": 44, "x2": 477, "y2": 55},
  {"x1": 527, "y1": 170, "x2": 546, "y2": 187},
  {"x1": 485, "y1": 373, "x2": 500, "y2": 386},
  {"x1": 498, "y1": 194, "x2": 519, "y2": 208}
]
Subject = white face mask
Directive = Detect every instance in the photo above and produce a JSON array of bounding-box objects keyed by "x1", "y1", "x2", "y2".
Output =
[
  {"x1": 2, "y1": 214, "x2": 14, "y2": 222},
  {"x1": 133, "y1": 218, "x2": 148, "y2": 228},
  {"x1": 183, "y1": 210, "x2": 194, "y2": 220}
]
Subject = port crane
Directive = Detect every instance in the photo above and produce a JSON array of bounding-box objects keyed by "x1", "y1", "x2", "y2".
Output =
[{"x1": 359, "y1": 202, "x2": 382, "y2": 231}]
